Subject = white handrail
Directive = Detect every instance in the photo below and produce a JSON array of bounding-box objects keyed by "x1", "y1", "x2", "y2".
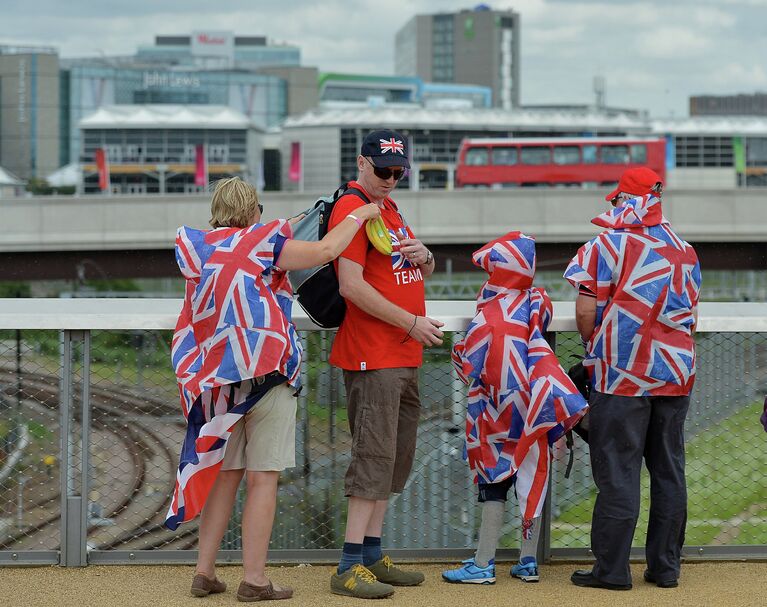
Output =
[{"x1": 0, "y1": 299, "x2": 762, "y2": 332}]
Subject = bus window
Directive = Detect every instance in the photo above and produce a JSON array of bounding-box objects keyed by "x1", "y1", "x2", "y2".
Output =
[
  {"x1": 583, "y1": 145, "x2": 598, "y2": 164},
  {"x1": 602, "y1": 145, "x2": 630, "y2": 164},
  {"x1": 630, "y1": 144, "x2": 647, "y2": 163},
  {"x1": 553, "y1": 146, "x2": 580, "y2": 165},
  {"x1": 492, "y1": 147, "x2": 518, "y2": 165},
  {"x1": 465, "y1": 148, "x2": 489, "y2": 166},
  {"x1": 520, "y1": 147, "x2": 551, "y2": 165}
]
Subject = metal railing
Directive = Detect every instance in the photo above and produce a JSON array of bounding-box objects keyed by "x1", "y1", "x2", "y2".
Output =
[{"x1": 1, "y1": 299, "x2": 766, "y2": 566}]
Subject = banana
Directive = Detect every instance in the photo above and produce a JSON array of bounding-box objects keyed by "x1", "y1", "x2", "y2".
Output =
[{"x1": 365, "y1": 217, "x2": 393, "y2": 255}]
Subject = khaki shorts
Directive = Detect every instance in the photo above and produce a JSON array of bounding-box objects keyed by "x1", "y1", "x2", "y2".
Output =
[
  {"x1": 221, "y1": 382, "x2": 297, "y2": 471},
  {"x1": 343, "y1": 368, "x2": 421, "y2": 500}
]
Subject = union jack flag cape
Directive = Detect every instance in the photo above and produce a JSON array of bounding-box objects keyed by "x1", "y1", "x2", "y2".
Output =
[
  {"x1": 165, "y1": 219, "x2": 302, "y2": 530},
  {"x1": 452, "y1": 232, "x2": 588, "y2": 524},
  {"x1": 564, "y1": 195, "x2": 701, "y2": 397}
]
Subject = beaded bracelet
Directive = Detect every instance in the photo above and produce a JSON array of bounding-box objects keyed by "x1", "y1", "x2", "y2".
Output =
[{"x1": 401, "y1": 314, "x2": 418, "y2": 343}]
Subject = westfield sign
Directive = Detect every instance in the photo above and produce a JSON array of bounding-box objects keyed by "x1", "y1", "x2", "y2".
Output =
[{"x1": 197, "y1": 33, "x2": 227, "y2": 45}]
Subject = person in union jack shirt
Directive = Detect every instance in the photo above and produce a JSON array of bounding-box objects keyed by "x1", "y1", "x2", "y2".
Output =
[
  {"x1": 565, "y1": 168, "x2": 701, "y2": 591},
  {"x1": 442, "y1": 232, "x2": 587, "y2": 586},
  {"x1": 167, "y1": 177, "x2": 380, "y2": 601}
]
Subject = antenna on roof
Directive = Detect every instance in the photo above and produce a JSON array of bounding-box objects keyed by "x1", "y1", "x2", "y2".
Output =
[{"x1": 593, "y1": 76, "x2": 606, "y2": 111}]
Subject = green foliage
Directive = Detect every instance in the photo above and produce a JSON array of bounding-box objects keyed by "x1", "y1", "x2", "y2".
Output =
[
  {"x1": 25, "y1": 177, "x2": 76, "y2": 196},
  {"x1": 0, "y1": 282, "x2": 32, "y2": 297},
  {"x1": 83, "y1": 279, "x2": 140, "y2": 293},
  {"x1": 26, "y1": 177, "x2": 53, "y2": 195},
  {"x1": 27, "y1": 420, "x2": 52, "y2": 440},
  {"x1": 553, "y1": 401, "x2": 767, "y2": 547}
]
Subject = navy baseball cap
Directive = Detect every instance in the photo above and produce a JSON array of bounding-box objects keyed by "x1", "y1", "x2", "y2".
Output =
[{"x1": 360, "y1": 129, "x2": 410, "y2": 169}]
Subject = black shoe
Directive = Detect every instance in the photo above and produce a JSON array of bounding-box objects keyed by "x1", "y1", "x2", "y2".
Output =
[
  {"x1": 571, "y1": 569, "x2": 632, "y2": 590},
  {"x1": 643, "y1": 569, "x2": 678, "y2": 588}
]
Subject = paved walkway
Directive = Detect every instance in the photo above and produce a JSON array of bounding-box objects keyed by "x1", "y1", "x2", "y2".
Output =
[{"x1": 2, "y1": 561, "x2": 764, "y2": 607}]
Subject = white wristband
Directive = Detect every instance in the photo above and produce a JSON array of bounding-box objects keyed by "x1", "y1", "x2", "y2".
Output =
[{"x1": 346, "y1": 214, "x2": 363, "y2": 228}]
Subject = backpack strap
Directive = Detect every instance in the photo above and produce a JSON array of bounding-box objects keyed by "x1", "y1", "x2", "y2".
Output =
[
  {"x1": 564, "y1": 430, "x2": 575, "y2": 479},
  {"x1": 341, "y1": 186, "x2": 371, "y2": 205}
]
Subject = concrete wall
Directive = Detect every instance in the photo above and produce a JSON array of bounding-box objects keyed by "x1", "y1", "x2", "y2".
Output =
[
  {"x1": 280, "y1": 126, "x2": 341, "y2": 193},
  {"x1": 2, "y1": 188, "x2": 766, "y2": 253},
  {"x1": 669, "y1": 167, "x2": 737, "y2": 189}
]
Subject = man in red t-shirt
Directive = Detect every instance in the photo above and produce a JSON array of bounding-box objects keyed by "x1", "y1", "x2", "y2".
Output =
[{"x1": 327, "y1": 129, "x2": 444, "y2": 599}]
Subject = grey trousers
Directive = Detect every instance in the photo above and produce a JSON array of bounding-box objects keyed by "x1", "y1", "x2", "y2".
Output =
[{"x1": 588, "y1": 390, "x2": 690, "y2": 586}]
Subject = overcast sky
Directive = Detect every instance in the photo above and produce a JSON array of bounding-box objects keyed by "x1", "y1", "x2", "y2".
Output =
[{"x1": 3, "y1": 0, "x2": 766, "y2": 117}]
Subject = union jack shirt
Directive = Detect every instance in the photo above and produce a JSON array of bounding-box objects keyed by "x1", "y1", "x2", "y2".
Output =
[
  {"x1": 452, "y1": 232, "x2": 588, "y2": 524},
  {"x1": 564, "y1": 195, "x2": 701, "y2": 397},
  {"x1": 165, "y1": 219, "x2": 302, "y2": 529}
]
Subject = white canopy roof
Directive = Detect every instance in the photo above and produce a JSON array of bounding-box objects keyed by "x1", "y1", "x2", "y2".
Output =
[
  {"x1": 79, "y1": 104, "x2": 253, "y2": 130},
  {"x1": 652, "y1": 116, "x2": 767, "y2": 135},
  {"x1": 46, "y1": 163, "x2": 82, "y2": 187},
  {"x1": 283, "y1": 105, "x2": 648, "y2": 132},
  {"x1": 0, "y1": 166, "x2": 23, "y2": 186},
  {"x1": 284, "y1": 105, "x2": 767, "y2": 137}
]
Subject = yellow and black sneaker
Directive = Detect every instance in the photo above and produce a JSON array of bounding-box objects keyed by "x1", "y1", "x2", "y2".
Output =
[
  {"x1": 330, "y1": 563, "x2": 395, "y2": 599},
  {"x1": 367, "y1": 555, "x2": 426, "y2": 586}
]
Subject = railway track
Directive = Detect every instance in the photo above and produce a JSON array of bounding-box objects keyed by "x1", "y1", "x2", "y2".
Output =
[{"x1": 0, "y1": 366, "x2": 199, "y2": 553}]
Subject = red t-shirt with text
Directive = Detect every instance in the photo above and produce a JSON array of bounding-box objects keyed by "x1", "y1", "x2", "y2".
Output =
[{"x1": 328, "y1": 182, "x2": 426, "y2": 370}]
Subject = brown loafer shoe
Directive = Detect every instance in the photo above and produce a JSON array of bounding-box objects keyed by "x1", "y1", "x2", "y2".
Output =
[
  {"x1": 191, "y1": 574, "x2": 227, "y2": 597},
  {"x1": 237, "y1": 580, "x2": 293, "y2": 602}
]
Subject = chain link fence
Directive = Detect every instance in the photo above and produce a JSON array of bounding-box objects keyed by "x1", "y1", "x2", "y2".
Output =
[{"x1": 1, "y1": 321, "x2": 766, "y2": 565}]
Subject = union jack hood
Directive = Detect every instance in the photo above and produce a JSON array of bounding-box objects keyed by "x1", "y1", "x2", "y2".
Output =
[
  {"x1": 565, "y1": 195, "x2": 701, "y2": 396},
  {"x1": 166, "y1": 219, "x2": 302, "y2": 529},
  {"x1": 452, "y1": 232, "x2": 588, "y2": 524}
]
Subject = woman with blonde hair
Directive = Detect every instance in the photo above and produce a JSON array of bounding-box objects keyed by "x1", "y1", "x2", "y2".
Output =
[{"x1": 166, "y1": 177, "x2": 380, "y2": 601}]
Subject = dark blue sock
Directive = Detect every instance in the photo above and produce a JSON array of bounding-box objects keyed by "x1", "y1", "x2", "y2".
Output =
[
  {"x1": 337, "y1": 542, "x2": 363, "y2": 574},
  {"x1": 362, "y1": 536, "x2": 382, "y2": 566}
]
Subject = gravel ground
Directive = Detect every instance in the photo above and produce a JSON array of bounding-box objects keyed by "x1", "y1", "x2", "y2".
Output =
[{"x1": 2, "y1": 561, "x2": 764, "y2": 607}]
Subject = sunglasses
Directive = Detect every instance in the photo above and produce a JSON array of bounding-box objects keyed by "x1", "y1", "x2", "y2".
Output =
[
  {"x1": 364, "y1": 157, "x2": 406, "y2": 181},
  {"x1": 258, "y1": 203, "x2": 264, "y2": 214}
]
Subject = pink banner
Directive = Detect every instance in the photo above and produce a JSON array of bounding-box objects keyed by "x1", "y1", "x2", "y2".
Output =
[
  {"x1": 95, "y1": 148, "x2": 110, "y2": 191},
  {"x1": 288, "y1": 142, "x2": 301, "y2": 183},
  {"x1": 194, "y1": 144, "x2": 208, "y2": 187}
]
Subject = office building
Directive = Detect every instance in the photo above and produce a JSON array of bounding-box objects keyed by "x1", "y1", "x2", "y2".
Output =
[
  {"x1": 395, "y1": 7, "x2": 521, "y2": 109},
  {"x1": 61, "y1": 64, "x2": 290, "y2": 168},
  {"x1": 0, "y1": 45, "x2": 60, "y2": 180}
]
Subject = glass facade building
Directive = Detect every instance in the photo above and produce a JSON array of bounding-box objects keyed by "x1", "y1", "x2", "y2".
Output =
[{"x1": 63, "y1": 65, "x2": 286, "y2": 169}]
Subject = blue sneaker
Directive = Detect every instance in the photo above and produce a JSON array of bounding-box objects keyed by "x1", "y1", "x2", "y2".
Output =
[
  {"x1": 511, "y1": 558, "x2": 539, "y2": 583},
  {"x1": 442, "y1": 558, "x2": 496, "y2": 584}
]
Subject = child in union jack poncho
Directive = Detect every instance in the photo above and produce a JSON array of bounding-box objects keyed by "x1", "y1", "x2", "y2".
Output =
[
  {"x1": 166, "y1": 177, "x2": 380, "y2": 601},
  {"x1": 442, "y1": 231, "x2": 588, "y2": 585}
]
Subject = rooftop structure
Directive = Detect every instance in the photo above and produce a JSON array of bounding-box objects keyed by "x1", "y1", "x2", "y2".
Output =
[
  {"x1": 690, "y1": 92, "x2": 767, "y2": 117},
  {"x1": 135, "y1": 31, "x2": 300, "y2": 70}
]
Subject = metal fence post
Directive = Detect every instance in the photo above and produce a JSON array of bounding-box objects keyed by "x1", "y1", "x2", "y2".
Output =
[
  {"x1": 59, "y1": 330, "x2": 90, "y2": 567},
  {"x1": 538, "y1": 330, "x2": 556, "y2": 564}
]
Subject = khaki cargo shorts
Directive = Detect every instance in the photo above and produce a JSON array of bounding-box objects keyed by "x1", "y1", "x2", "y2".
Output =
[
  {"x1": 343, "y1": 367, "x2": 421, "y2": 500},
  {"x1": 221, "y1": 382, "x2": 297, "y2": 472}
]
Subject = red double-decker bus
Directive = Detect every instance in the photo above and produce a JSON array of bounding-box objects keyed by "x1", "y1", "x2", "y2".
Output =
[{"x1": 455, "y1": 137, "x2": 666, "y2": 189}]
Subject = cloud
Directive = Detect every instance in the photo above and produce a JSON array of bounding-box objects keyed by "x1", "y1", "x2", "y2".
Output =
[
  {"x1": 1, "y1": 0, "x2": 765, "y2": 117},
  {"x1": 633, "y1": 26, "x2": 713, "y2": 58}
]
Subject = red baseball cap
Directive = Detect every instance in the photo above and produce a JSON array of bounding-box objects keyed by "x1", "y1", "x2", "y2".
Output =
[{"x1": 605, "y1": 167, "x2": 663, "y2": 202}]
